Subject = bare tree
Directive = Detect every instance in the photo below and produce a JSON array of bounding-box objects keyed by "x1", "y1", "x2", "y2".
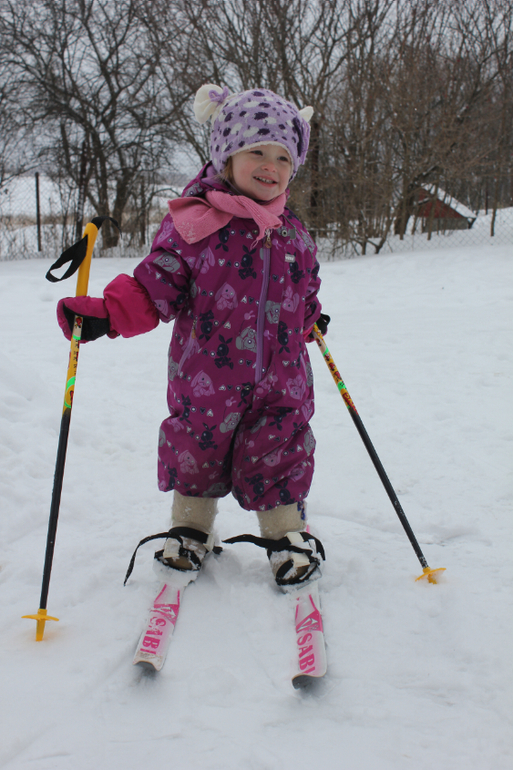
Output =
[
  {"x1": 0, "y1": 58, "x2": 32, "y2": 190},
  {"x1": 139, "y1": 0, "x2": 356, "y2": 234},
  {"x1": 387, "y1": 0, "x2": 511, "y2": 239},
  {"x1": 318, "y1": 0, "x2": 512, "y2": 252},
  {"x1": 475, "y1": 0, "x2": 513, "y2": 233},
  {"x1": 321, "y1": 0, "x2": 397, "y2": 254},
  {"x1": 1, "y1": 0, "x2": 183, "y2": 248},
  {"x1": 1, "y1": 0, "x2": 510, "y2": 255}
]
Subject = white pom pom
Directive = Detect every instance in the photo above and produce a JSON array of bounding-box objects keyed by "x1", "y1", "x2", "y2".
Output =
[
  {"x1": 193, "y1": 84, "x2": 232, "y2": 124},
  {"x1": 299, "y1": 106, "x2": 314, "y2": 123}
]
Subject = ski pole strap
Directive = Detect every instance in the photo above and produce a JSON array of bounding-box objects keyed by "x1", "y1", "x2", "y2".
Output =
[
  {"x1": 46, "y1": 216, "x2": 120, "y2": 283},
  {"x1": 223, "y1": 532, "x2": 326, "y2": 561},
  {"x1": 124, "y1": 526, "x2": 222, "y2": 585}
]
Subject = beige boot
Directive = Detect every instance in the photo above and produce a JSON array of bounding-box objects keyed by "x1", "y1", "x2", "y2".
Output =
[
  {"x1": 265, "y1": 530, "x2": 324, "y2": 586},
  {"x1": 257, "y1": 504, "x2": 324, "y2": 587},
  {"x1": 257, "y1": 502, "x2": 306, "y2": 540},
  {"x1": 158, "y1": 493, "x2": 219, "y2": 572},
  {"x1": 223, "y1": 503, "x2": 325, "y2": 587}
]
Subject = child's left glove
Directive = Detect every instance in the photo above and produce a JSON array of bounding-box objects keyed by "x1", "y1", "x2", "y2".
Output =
[{"x1": 304, "y1": 313, "x2": 331, "y2": 342}]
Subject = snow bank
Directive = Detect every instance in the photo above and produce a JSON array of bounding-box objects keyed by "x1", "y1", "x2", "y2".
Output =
[{"x1": 0, "y1": 244, "x2": 511, "y2": 769}]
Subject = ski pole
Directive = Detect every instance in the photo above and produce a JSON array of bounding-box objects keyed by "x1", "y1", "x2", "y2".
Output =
[
  {"x1": 312, "y1": 325, "x2": 445, "y2": 584},
  {"x1": 23, "y1": 217, "x2": 118, "y2": 640}
]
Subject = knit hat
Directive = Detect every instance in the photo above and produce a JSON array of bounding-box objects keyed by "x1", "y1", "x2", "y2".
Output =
[{"x1": 194, "y1": 85, "x2": 314, "y2": 180}]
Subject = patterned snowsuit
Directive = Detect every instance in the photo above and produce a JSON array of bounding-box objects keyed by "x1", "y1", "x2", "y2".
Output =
[{"x1": 133, "y1": 165, "x2": 322, "y2": 511}]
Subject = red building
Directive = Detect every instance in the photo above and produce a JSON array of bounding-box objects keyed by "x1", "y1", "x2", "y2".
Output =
[{"x1": 416, "y1": 186, "x2": 477, "y2": 231}]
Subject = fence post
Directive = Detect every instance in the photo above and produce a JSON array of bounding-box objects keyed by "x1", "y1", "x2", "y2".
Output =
[{"x1": 35, "y1": 172, "x2": 42, "y2": 252}]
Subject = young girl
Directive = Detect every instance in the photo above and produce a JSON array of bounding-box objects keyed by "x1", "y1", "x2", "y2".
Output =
[{"x1": 58, "y1": 85, "x2": 329, "y2": 587}]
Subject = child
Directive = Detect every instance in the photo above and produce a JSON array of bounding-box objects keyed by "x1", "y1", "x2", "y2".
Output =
[{"x1": 58, "y1": 85, "x2": 329, "y2": 588}]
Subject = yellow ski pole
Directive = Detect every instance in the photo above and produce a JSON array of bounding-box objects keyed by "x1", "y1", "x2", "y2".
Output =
[
  {"x1": 313, "y1": 325, "x2": 445, "y2": 584},
  {"x1": 23, "y1": 217, "x2": 118, "y2": 640}
]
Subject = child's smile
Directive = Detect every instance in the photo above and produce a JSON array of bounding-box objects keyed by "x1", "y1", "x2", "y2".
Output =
[{"x1": 231, "y1": 144, "x2": 292, "y2": 201}]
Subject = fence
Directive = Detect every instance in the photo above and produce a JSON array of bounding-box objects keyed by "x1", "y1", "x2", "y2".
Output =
[
  {"x1": 1, "y1": 173, "x2": 511, "y2": 262},
  {"x1": 0, "y1": 173, "x2": 179, "y2": 262}
]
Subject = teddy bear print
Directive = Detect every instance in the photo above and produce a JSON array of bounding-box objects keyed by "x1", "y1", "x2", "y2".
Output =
[
  {"x1": 191, "y1": 370, "x2": 216, "y2": 397},
  {"x1": 236, "y1": 327, "x2": 257, "y2": 352},
  {"x1": 265, "y1": 300, "x2": 280, "y2": 324},
  {"x1": 154, "y1": 253, "x2": 180, "y2": 273},
  {"x1": 178, "y1": 450, "x2": 199, "y2": 474},
  {"x1": 215, "y1": 283, "x2": 238, "y2": 310},
  {"x1": 282, "y1": 285, "x2": 300, "y2": 313},
  {"x1": 286, "y1": 375, "x2": 306, "y2": 401}
]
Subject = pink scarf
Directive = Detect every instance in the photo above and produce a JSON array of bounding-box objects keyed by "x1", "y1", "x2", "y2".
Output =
[{"x1": 167, "y1": 190, "x2": 286, "y2": 245}]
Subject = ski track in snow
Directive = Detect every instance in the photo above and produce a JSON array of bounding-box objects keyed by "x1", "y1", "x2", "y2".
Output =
[{"x1": 0, "y1": 245, "x2": 511, "y2": 769}]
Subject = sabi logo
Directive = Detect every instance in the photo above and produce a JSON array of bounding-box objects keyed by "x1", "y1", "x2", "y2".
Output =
[{"x1": 295, "y1": 596, "x2": 323, "y2": 674}]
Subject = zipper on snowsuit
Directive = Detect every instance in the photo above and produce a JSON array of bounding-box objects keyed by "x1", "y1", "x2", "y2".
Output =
[{"x1": 255, "y1": 229, "x2": 272, "y2": 385}]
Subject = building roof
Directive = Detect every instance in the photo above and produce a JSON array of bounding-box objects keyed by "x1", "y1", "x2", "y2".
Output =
[{"x1": 419, "y1": 185, "x2": 477, "y2": 221}]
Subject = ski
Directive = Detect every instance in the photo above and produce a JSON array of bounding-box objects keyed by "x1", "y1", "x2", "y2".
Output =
[
  {"x1": 133, "y1": 573, "x2": 196, "y2": 671},
  {"x1": 291, "y1": 581, "x2": 327, "y2": 689},
  {"x1": 132, "y1": 568, "x2": 327, "y2": 685}
]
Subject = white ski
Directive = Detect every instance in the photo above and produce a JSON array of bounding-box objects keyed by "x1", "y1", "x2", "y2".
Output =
[
  {"x1": 133, "y1": 573, "x2": 196, "y2": 671},
  {"x1": 291, "y1": 581, "x2": 327, "y2": 688},
  {"x1": 133, "y1": 571, "x2": 327, "y2": 686}
]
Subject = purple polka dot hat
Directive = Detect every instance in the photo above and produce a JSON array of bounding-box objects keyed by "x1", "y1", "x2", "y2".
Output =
[{"x1": 194, "y1": 84, "x2": 314, "y2": 180}]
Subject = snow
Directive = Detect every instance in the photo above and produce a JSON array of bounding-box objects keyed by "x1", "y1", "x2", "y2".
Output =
[{"x1": 1, "y1": 243, "x2": 512, "y2": 769}]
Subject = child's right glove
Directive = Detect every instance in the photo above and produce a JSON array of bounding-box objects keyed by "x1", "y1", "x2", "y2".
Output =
[
  {"x1": 56, "y1": 274, "x2": 160, "y2": 342},
  {"x1": 57, "y1": 296, "x2": 119, "y2": 342}
]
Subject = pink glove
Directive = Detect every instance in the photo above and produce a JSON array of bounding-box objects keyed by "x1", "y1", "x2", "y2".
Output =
[
  {"x1": 56, "y1": 275, "x2": 160, "y2": 342},
  {"x1": 57, "y1": 296, "x2": 118, "y2": 342}
]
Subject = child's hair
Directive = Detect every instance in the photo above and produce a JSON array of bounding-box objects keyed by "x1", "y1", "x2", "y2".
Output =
[{"x1": 217, "y1": 155, "x2": 234, "y2": 185}]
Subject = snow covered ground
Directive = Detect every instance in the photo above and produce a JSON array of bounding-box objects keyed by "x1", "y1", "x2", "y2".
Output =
[{"x1": 0, "y1": 243, "x2": 511, "y2": 769}]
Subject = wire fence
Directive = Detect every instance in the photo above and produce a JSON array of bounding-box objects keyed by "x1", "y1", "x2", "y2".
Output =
[
  {"x1": 0, "y1": 172, "x2": 178, "y2": 261},
  {"x1": 1, "y1": 173, "x2": 511, "y2": 263}
]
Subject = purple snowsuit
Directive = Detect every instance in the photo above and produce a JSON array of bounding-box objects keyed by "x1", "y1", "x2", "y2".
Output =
[{"x1": 133, "y1": 165, "x2": 322, "y2": 511}]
